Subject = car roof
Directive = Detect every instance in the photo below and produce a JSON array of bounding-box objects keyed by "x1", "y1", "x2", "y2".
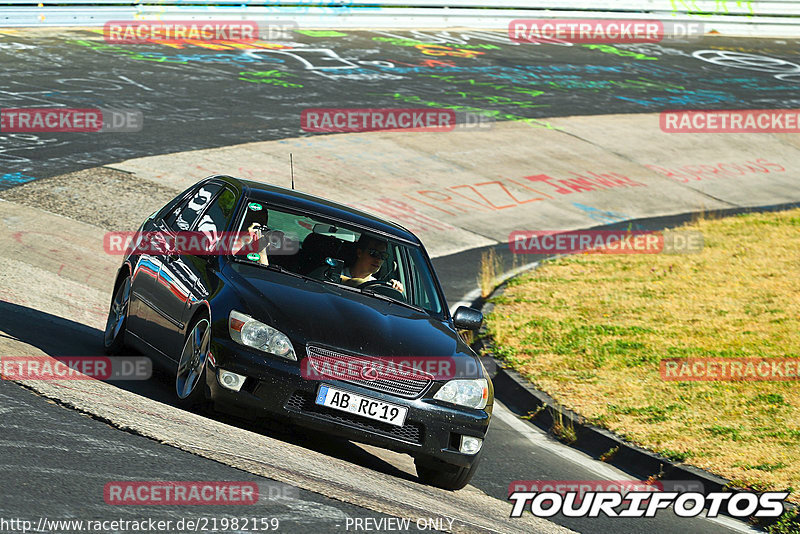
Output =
[{"x1": 218, "y1": 176, "x2": 421, "y2": 245}]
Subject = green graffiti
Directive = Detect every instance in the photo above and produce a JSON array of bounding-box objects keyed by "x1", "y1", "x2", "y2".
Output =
[
  {"x1": 238, "y1": 77, "x2": 303, "y2": 88},
  {"x1": 239, "y1": 70, "x2": 303, "y2": 88},
  {"x1": 581, "y1": 44, "x2": 657, "y2": 60},
  {"x1": 442, "y1": 91, "x2": 546, "y2": 109},
  {"x1": 240, "y1": 70, "x2": 294, "y2": 78},
  {"x1": 371, "y1": 37, "x2": 499, "y2": 50},
  {"x1": 422, "y1": 74, "x2": 544, "y2": 98},
  {"x1": 371, "y1": 36, "x2": 429, "y2": 47},
  {"x1": 375, "y1": 92, "x2": 559, "y2": 131},
  {"x1": 68, "y1": 39, "x2": 189, "y2": 63},
  {"x1": 671, "y1": 0, "x2": 754, "y2": 17},
  {"x1": 295, "y1": 30, "x2": 347, "y2": 37},
  {"x1": 239, "y1": 70, "x2": 303, "y2": 87},
  {"x1": 68, "y1": 39, "x2": 123, "y2": 52}
]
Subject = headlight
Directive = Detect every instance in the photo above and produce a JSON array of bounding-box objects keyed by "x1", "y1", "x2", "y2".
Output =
[
  {"x1": 228, "y1": 310, "x2": 296, "y2": 361},
  {"x1": 433, "y1": 378, "x2": 489, "y2": 410}
]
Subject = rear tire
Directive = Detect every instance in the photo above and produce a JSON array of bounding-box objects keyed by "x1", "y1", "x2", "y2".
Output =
[
  {"x1": 414, "y1": 453, "x2": 482, "y2": 491},
  {"x1": 175, "y1": 317, "x2": 211, "y2": 410},
  {"x1": 103, "y1": 275, "x2": 130, "y2": 355}
]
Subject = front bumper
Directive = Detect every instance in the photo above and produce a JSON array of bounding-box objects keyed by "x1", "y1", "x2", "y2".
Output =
[{"x1": 207, "y1": 339, "x2": 492, "y2": 467}]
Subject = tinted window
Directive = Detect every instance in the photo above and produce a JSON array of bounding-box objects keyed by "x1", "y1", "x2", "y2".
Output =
[
  {"x1": 403, "y1": 248, "x2": 443, "y2": 315},
  {"x1": 196, "y1": 188, "x2": 237, "y2": 234},
  {"x1": 195, "y1": 188, "x2": 237, "y2": 252},
  {"x1": 165, "y1": 183, "x2": 222, "y2": 231}
]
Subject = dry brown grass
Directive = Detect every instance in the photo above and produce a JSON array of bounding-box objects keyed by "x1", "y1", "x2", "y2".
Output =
[
  {"x1": 478, "y1": 248, "x2": 503, "y2": 298},
  {"x1": 485, "y1": 208, "x2": 800, "y2": 500}
]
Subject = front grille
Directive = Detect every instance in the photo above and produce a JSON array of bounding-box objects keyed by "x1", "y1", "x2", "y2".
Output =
[
  {"x1": 284, "y1": 391, "x2": 424, "y2": 445},
  {"x1": 305, "y1": 345, "x2": 433, "y2": 399}
]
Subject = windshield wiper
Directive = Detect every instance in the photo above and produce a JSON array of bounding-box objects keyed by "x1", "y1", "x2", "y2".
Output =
[
  {"x1": 263, "y1": 263, "x2": 313, "y2": 281},
  {"x1": 360, "y1": 286, "x2": 425, "y2": 312}
]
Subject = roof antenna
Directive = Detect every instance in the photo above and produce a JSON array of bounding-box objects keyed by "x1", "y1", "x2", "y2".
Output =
[{"x1": 290, "y1": 153, "x2": 295, "y2": 190}]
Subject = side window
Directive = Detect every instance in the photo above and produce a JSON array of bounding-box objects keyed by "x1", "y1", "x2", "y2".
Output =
[
  {"x1": 165, "y1": 183, "x2": 222, "y2": 232},
  {"x1": 404, "y1": 251, "x2": 442, "y2": 314},
  {"x1": 196, "y1": 188, "x2": 237, "y2": 252},
  {"x1": 196, "y1": 188, "x2": 237, "y2": 235},
  {"x1": 391, "y1": 244, "x2": 408, "y2": 292}
]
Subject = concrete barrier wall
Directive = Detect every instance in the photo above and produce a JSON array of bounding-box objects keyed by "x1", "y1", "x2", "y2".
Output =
[
  {"x1": 3, "y1": 0, "x2": 800, "y2": 37},
  {"x1": 108, "y1": 114, "x2": 800, "y2": 259}
]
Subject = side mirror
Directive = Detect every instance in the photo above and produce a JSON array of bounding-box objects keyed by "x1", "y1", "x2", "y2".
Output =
[{"x1": 453, "y1": 306, "x2": 483, "y2": 331}]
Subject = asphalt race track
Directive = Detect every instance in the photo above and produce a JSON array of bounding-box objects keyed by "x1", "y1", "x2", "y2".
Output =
[
  {"x1": 2, "y1": 26, "x2": 799, "y2": 534},
  {"x1": 2, "y1": 29, "x2": 800, "y2": 182}
]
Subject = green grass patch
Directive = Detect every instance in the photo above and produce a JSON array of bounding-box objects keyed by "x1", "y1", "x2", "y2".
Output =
[{"x1": 485, "y1": 208, "x2": 800, "y2": 502}]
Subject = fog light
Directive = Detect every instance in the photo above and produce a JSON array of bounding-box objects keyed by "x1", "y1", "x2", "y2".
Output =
[
  {"x1": 218, "y1": 369, "x2": 246, "y2": 392},
  {"x1": 459, "y1": 436, "x2": 483, "y2": 455}
]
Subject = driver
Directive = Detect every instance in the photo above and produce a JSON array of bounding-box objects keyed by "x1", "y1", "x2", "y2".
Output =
[{"x1": 340, "y1": 235, "x2": 403, "y2": 293}]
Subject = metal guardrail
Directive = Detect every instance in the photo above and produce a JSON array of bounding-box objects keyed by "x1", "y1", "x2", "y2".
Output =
[
  {"x1": 7, "y1": 0, "x2": 800, "y2": 12},
  {"x1": 1, "y1": 0, "x2": 799, "y2": 35}
]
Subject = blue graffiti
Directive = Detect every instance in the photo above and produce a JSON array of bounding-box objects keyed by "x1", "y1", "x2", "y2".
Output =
[
  {"x1": 614, "y1": 89, "x2": 738, "y2": 108},
  {"x1": 0, "y1": 172, "x2": 37, "y2": 189},
  {"x1": 131, "y1": 52, "x2": 285, "y2": 65},
  {"x1": 699, "y1": 77, "x2": 799, "y2": 92},
  {"x1": 573, "y1": 202, "x2": 630, "y2": 224}
]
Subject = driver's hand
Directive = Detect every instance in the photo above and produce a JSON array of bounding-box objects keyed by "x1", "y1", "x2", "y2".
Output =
[
  {"x1": 389, "y1": 279, "x2": 404, "y2": 293},
  {"x1": 246, "y1": 223, "x2": 269, "y2": 266},
  {"x1": 248, "y1": 224, "x2": 269, "y2": 249}
]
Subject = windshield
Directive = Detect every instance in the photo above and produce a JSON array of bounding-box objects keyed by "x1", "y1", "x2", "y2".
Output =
[{"x1": 233, "y1": 199, "x2": 445, "y2": 316}]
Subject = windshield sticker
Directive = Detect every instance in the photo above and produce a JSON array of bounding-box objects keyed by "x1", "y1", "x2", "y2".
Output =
[
  {"x1": 246, "y1": 253, "x2": 261, "y2": 262},
  {"x1": 248, "y1": 202, "x2": 263, "y2": 211}
]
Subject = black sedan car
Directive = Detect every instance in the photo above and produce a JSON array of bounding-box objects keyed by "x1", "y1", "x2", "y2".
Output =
[{"x1": 103, "y1": 175, "x2": 493, "y2": 490}]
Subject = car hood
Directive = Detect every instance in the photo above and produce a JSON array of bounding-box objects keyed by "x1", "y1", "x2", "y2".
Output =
[{"x1": 227, "y1": 262, "x2": 474, "y2": 361}]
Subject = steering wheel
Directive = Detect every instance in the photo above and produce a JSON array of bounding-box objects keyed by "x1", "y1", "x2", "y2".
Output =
[
  {"x1": 357, "y1": 279, "x2": 405, "y2": 299},
  {"x1": 358, "y1": 279, "x2": 393, "y2": 289}
]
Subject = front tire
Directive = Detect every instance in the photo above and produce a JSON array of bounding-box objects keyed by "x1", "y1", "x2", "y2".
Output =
[
  {"x1": 103, "y1": 275, "x2": 130, "y2": 355},
  {"x1": 414, "y1": 453, "x2": 482, "y2": 491},
  {"x1": 175, "y1": 317, "x2": 211, "y2": 410}
]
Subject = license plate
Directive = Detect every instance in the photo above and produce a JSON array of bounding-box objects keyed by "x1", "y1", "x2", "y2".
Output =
[{"x1": 315, "y1": 385, "x2": 408, "y2": 427}]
